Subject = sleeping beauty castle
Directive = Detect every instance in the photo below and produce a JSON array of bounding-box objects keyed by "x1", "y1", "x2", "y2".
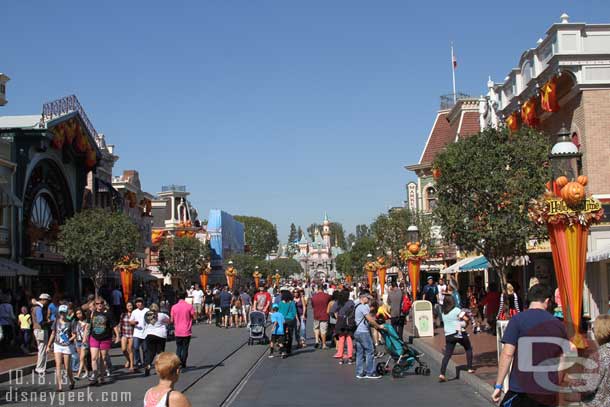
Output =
[{"x1": 274, "y1": 213, "x2": 344, "y2": 280}]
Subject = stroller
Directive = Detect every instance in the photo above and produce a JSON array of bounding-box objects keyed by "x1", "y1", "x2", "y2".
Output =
[
  {"x1": 376, "y1": 323, "x2": 430, "y2": 378},
  {"x1": 247, "y1": 310, "x2": 269, "y2": 345}
]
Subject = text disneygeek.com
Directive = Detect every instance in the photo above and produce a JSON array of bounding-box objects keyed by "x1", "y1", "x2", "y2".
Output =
[{"x1": 4, "y1": 386, "x2": 132, "y2": 405}]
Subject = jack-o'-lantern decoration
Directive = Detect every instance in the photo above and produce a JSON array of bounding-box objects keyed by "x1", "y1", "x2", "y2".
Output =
[
  {"x1": 577, "y1": 175, "x2": 588, "y2": 186},
  {"x1": 555, "y1": 176, "x2": 569, "y2": 188},
  {"x1": 225, "y1": 264, "x2": 237, "y2": 290},
  {"x1": 151, "y1": 230, "x2": 166, "y2": 245},
  {"x1": 561, "y1": 180, "x2": 586, "y2": 208},
  {"x1": 407, "y1": 241, "x2": 421, "y2": 255}
]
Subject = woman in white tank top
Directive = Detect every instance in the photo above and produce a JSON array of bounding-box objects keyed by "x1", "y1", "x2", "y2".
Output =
[{"x1": 143, "y1": 352, "x2": 191, "y2": 407}]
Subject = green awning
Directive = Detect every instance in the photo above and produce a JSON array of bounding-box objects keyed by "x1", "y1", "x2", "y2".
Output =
[{"x1": 459, "y1": 256, "x2": 489, "y2": 272}]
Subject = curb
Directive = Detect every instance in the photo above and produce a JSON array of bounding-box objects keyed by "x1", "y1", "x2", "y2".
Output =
[{"x1": 411, "y1": 337, "x2": 495, "y2": 404}]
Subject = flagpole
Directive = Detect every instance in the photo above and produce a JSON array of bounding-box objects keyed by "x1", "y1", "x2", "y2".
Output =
[{"x1": 451, "y1": 43, "x2": 457, "y2": 104}]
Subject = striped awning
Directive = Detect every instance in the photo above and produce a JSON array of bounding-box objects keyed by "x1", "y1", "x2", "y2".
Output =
[
  {"x1": 0, "y1": 257, "x2": 38, "y2": 276},
  {"x1": 460, "y1": 256, "x2": 489, "y2": 272},
  {"x1": 0, "y1": 184, "x2": 21, "y2": 207}
]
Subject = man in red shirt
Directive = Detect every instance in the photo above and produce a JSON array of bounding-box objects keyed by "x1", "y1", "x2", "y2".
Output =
[
  {"x1": 253, "y1": 285, "x2": 272, "y2": 315},
  {"x1": 310, "y1": 284, "x2": 331, "y2": 349},
  {"x1": 170, "y1": 291, "x2": 196, "y2": 368}
]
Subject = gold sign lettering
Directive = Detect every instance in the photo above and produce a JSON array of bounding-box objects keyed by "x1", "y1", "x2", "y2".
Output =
[{"x1": 546, "y1": 198, "x2": 602, "y2": 216}]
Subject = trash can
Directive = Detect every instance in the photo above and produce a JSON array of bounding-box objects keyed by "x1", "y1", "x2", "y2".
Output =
[{"x1": 412, "y1": 300, "x2": 434, "y2": 337}]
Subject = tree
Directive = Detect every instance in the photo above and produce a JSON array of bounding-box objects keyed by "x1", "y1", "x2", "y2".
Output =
[
  {"x1": 58, "y1": 208, "x2": 140, "y2": 295},
  {"x1": 335, "y1": 252, "x2": 353, "y2": 277},
  {"x1": 158, "y1": 236, "x2": 207, "y2": 283},
  {"x1": 356, "y1": 224, "x2": 371, "y2": 240},
  {"x1": 346, "y1": 233, "x2": 356, "y2": 248},
  {"x1": 288, "y1": 223, "x2": 298, "y2": 243},
  {"x1": 433, "y1": 126, "x2": 550, "y2": 288},
  {"x1": 228, "y1": 253, "x2": 264, "y2": 279},
  {"x1": 297, "y1": 226, "x2": 303, "y2": 239},
  {"x1": 349, "y1": 236, "x2": 377, "y2": 277},
  {"x1": 307, "y1": 223, "x2": 321, "y2": 241},
  {"x1": 234, "y1": 215, "x2": 279, "y2": 259},
  {"x1": 286, "y1": 223, "x2": 298, "y2": 256},
  {"x1": 307, "y1": 222, "x2": 346, "y2": 249},
  {"x1": 268, "y1": 258, "x2": 302, "y2": 278}
]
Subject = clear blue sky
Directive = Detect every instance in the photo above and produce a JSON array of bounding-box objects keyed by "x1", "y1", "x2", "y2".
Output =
[{"x1": 2, "y1": 1, "x2": 607, "y2": 240}]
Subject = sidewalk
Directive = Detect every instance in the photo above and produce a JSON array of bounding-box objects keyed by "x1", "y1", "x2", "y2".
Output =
[
  {"x1": 0, "y1": 351, "x2": 47, "y2": 382},
  {"x1": 405, "y1": 321, "x2": 497, "y2": 402}
]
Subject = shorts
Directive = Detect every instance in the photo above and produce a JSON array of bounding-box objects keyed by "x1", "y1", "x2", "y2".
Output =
[
  {"x1": 205, "y1": 303, "x2": 214, "y2": 311},
  {"x1": 221, "y1": 307, "x2": 230, "y2": 317},
  {"x1": 313, "y1": 320, "x2": 329, "y2": 335},
  {"x1": 194, "y1": 303, "x2": 203, "y2": 314},
  {"x1": 53, "y1": 344, "x2": 72, "y2": 355},
  {"x1": 75, "y1": 341, "x2": 89, "y2": 350},
  {"x1": 231, "y1": 307, "x2": 238, "y2": 315},
  {"x1": 271, "y1": 334, "x2": 284, "y2": 343},
  {"x1": 89, "y1": 337, "x2": 113, "y2": 350}
]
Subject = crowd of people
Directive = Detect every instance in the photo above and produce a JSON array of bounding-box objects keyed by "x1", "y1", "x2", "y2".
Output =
[{"x1": 2, "y1": 271, "x2": 610, "y2": 406}]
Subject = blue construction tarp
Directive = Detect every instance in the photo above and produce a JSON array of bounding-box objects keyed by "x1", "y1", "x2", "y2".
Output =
[{"x1": 207, "y1": 209, "x2": 245, "y2": 267}]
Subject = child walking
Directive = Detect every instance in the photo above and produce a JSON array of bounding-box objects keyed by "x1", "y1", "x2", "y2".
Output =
[
  {"x1": 18, "y1": 306, "x2": 32, "y2": 353},
  {"x1": 269, "y1": 304, "x2": 285, "y2": 358}
]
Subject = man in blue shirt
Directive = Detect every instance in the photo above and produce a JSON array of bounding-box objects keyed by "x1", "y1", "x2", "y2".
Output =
[
  {"x1": 354, "y1": 291, "x2": 385, "y2": 379},
  {"x1": 269, "y1": 304, "x2": 285, "y2": 358},
  {"x1": 492, "y1": 284, "x2": 568, "y2": 407},
  {"x1": 219, "y1": 286, "x2": 233, "y2": 328}
]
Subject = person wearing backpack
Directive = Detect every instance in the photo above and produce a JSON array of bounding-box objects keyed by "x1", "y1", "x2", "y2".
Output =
[
  {"x1": 353, "y1": 290, "x2": 386, "y2": 379},
  {"x1": 332, "y1": 289, "x2": 354, "y2": 365}
]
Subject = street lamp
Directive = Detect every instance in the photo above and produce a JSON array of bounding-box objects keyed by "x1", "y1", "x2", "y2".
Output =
[
  {"x1": 407, "y1": 225, "x2": 420, "y2": 243},
  {"x1": 549, "y1": 125, "x2": 581, "y2": 182}
]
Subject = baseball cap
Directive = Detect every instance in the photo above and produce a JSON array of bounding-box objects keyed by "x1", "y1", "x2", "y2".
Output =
[
  {"x1": 427, "y1": 276, "x2": 434, "y2": 280},
  {"x1": 58, "y1": 304, "x2": 68, "y2": 314},
  {"x1": 39, "y1": 293, "x2": 51, "y2": 300},
  {"x1": 272, "y1": 303, "x2": 279, "y2": 310}
]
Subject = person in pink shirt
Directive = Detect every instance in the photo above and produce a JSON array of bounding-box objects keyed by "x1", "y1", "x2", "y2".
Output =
[{"x1": 170, "y1": 292, "x2": 196, "y2": 369}]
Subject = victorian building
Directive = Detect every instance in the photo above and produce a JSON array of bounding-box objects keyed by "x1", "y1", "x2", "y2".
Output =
[
  {"x1": 0, "y1": 95, "x2": 103, "y2": 296},
  {"x1": 293, "y1": 214, "x2": 344, "y2": 279},
  {"x1": 482, "y1": 13, "x2": 610, "y2": 316},
  {"x1": 405, "y1": 95, "x2": 481, "y2": 274}
]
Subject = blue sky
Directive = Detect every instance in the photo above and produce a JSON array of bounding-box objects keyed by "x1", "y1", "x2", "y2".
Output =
[{"x1": 2, "y1": 1, "x2": 607, "y2": 240}]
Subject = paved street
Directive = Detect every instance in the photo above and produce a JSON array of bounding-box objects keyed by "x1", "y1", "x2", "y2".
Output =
[
  {"x1": 1, "y1": 312, "x2": 492, "y2": 407},
  {"x1": 232, "y1": 337, "x2": 491, "y2": 407},
  {"x1": 0, "y1": 322, "x2": 266, "y2": 407}
]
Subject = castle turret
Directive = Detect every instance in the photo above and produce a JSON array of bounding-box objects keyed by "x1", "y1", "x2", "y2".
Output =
[{"x1": 322, "y1": 212, "x2": 331, "y2": 248}]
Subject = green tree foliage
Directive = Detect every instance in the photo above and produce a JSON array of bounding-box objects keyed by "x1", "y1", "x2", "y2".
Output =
[
  {"x1": 307, "y1": 223, "x2": 321, "y2": 241},
  {"x1": 349, "y1": 237, "x2": 376, "y2": 277},
  {"x1": 286, "y1": 223, "x2": 298, "y2": 256},
  {"x1": 306, "y1": 222, "x2": 346, "y2": 249},
  {"x1": 346, "y1": 233, "x2": 356, "y2": 248},
  {"x1": 234, "y1": 215, "x2": 279, "y2": 259},
  {"x1": 297, "y1": 226, "x2": 303, "y2": 239},
  {"x1": 58, "y1": 208, "x2": 139, "y2": 294},
  {"x1": 355, "y1": 224, "x2": 371, "y2": 240},
  {"x1": 158, "y1": 236, "x2": 207, "y2": 282},
  {"x1": 433, "y1": 126, "x2": 550, "y2": 287},
  {"x1": 268, "y1": 258, "x2": 302, "y2": 278},
  {"x1": 228, "y1": 253, "x2": 264, "y2": 278},
  {"x1": 335, "y1": 252, "x2": 353, "y2": 277}
]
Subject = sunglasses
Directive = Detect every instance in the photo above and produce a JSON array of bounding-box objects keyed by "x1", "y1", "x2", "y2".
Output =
[{"x1": 95, "y1": 302, "x2": 104, "y2": 305}]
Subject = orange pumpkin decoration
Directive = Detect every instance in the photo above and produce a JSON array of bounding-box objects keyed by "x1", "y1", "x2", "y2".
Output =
[
  {"x1": 555, "y1": 176, "x2": 569, "y2": 188},
  {"x1": 577, "y1": 175, "x2": 588, "y2": 186},
  {"x1": 407, "y1": 241, "x2": 420, "y2": 255},
  {"x1": 561, "y1": 181, "x2": 586, "y2": 207},
  {"x1": 432, "y1": 167, "x2": 441, "y2": 179}
]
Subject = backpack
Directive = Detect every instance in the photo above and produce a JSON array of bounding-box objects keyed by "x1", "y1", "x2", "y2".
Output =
[
  {"x1": 344, "y1": 303, "x2": 364, "y2": 333},
  {"x1": 400, "y1": 295, "x2": 412, "y2": 316}
]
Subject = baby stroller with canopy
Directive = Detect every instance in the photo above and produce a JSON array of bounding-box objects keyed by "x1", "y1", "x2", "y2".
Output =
[
  {"x1": 247, "y1": 310, "x2": 269, "y2": 345},
  {"x1": 376, "y1": 323, "x2": 430, "y2": 378}
]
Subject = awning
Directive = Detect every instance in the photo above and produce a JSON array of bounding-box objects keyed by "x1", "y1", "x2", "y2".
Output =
[
  {"x1": 440, "y1": 256, "x2": 479, "y2": 274},
  {"x1": 587, "y1": 245, "x2": 610, "y2": 263},
  {"x1": 134, "y1": 270, "x2": 158, "y2": 282},
  {"x1": 460, "y1": 256, "x2": 488, "y2": 272},
  {"x1": 0, "y1": 184, "x2": 22, "y2": 207},
  {"x1": 0, "y1": 257, "x2": 38, "y2": 276}
]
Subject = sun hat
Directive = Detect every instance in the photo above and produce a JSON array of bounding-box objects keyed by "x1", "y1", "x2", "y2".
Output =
[{"x1": 39, "y1": 293, "x2": 51, "y2": 300}]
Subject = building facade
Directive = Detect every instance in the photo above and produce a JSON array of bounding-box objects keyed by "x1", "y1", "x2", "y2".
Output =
[{"x1": 483, "y1": 13, "x2": 610, "y2": 316}]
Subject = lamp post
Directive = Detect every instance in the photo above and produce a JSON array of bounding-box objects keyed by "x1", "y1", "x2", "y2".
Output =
[
  {"x1": 225, "y1": 260, "x2": 236, "y2": 290},
  {"x1": 364, "y1": 253, "x2": 376, "y2": 291},
  {"x1": 253, "y1": 265, "x2": 262, "y2": 290},
  {"x1": 532, "y1": 127, "x2": 602, "y2": 348},
  {"x1": 400, "y1": 225, "x2": 427, "y2": 301}
]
